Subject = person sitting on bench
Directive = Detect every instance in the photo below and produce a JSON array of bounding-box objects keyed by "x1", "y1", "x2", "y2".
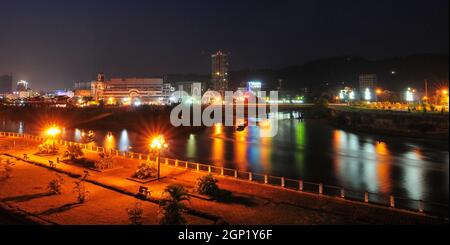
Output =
[{"x1": 136, "y1": 186, "x2": 151, "y2": 199}]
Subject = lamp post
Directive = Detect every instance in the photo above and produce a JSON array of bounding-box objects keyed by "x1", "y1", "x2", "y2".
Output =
[
  {"x1": 150, "y1": 135, "x2": 168, "y2": 180},
  {"x1": 45, "y1": 125, "x2": 61, "y2": 144},
  {"x1": 44, "y1": 125, "x2": 61, "y2": 155}
]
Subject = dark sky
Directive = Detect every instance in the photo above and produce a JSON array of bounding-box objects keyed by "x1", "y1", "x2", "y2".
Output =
[{"x1": 0, "y1": 0, "x2": 448, "y2": 91}]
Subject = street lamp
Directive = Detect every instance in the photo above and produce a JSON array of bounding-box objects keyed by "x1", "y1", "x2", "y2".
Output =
[
  {"x1": 45, "y1": 125, "x2": 61, "y2": 143},
  {"x1": 46, "y1": 126, "x2": 61, "y2": 138},
  {"x1": 150, "y1": 135, "x2": 168, "y2": 180}
]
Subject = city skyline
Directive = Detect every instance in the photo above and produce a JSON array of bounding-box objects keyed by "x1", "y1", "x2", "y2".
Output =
[{"x1": 0, "y1": 0, "x2": 448, "y2": 91}]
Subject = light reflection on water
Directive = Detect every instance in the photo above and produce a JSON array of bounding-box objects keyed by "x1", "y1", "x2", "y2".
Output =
[
  {"x1": 103, "y1": 133, "x2": 116, "y2": 152},
  {"x1": 74, "y1": 129, "x2": 82, "y2": 142},
  {"x1": 1, "y1": 118, "x2": 448, "y2": 204},
  {"x1": 186, "y1": 134, "x2": 196, "y2": 159},
  {"x1": 119, "y1": 129, "x2": 130, "y2": 152},
  {"x1": 212, "y1": 124, "x2": 225, "y2": 166}
]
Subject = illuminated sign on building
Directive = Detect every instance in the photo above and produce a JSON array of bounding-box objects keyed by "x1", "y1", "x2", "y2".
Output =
[
  {"x1": 247, "y1": 81, "x2": 262, "y2": 96},
  {"x1": 339, "y1": 87, "x2": 355, "y2": 101}
]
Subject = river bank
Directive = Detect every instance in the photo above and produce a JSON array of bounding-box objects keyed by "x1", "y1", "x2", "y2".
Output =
[{"x1": 329, "y1": 107, "x2": 449, "y2": 141}]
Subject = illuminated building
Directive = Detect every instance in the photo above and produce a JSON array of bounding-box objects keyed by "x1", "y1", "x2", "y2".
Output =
[
  {"x1": 18, "y1": 90, "x2": 34, "y2": 98},
  {"x1": 339, "y1": 87, "x2": 355, "y2": 102},
  {"x1": 211, "y1": 51, "x2": 229, "y2": 96},
  {"x1": 247, "y1": 81, "x2": 262, "y2": 96},
  {"x1": 405, "y1": 88, "x2": 415, "y2": 102},
  {"x1": 91, "y1": 73, "x2": 106, "y2": 100},
  {"x1": 90, "y1": 73, "x2": 168, "y2": 104},
  {"x1": 74, "y1": 81, "x2": 93, "y2": 97},
  {"x1": 359, "y1": 74, "x2": 377, "y2": 101},
  {"x1": 74, "y1": 89, "x2": 92, "y2": 97},
  {"x1": 17, "y1": 80, "x2": 29, "y2": 92},
  {"x1": 75, "y1": 81, "x2": 93, "y2": 90},
  {"x1": 54, "y1": 90, "x2": 74, "y2": 97}
]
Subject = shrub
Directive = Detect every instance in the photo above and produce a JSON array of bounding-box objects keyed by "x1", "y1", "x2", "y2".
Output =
[
  {"x1": 196, "y1": 174, "x2": 220, "y2": 197},
  {"x1": 48, "y1": 174, "x2": 65, "y2": 195},
  {"x1": 38, "y1": 142, "x2": 59, "y2": 155},
  {"x1": 133, "y1": 163, "x2": 157, "y2": 180},
  {"x1": 159, "y1": 185, "x2": 190, "y2": 225},
  {"x1": 1, "y1": 159, "x2": 15, "y2": 179},
  {"x1": 126, "y1": 202, "x2": 144, "y2": 225},
  {"x1": 73, "y1": 178, "x2": 89, "y2": 203},
  {"x1": 430, "y1": 104, "x2": 436, "y2": 112},
  {"x1": 94, "y1": 153, "x2": 115, "y2": 170},
  {"x1": 64, "y1": 144, "x2": 84, "y2": 161}
]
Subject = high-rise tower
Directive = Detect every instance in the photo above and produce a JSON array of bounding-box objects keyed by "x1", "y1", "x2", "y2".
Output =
[{"x1": 211, "y1": 51, "x2": 229, "y2": 96}]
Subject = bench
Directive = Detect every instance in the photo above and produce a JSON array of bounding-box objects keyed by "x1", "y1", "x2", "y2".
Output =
[
  {"x1": 136, "y1": 186, "x2": 151, "y2": 199},
  {"x1": 49, "y1": 160, "x2": 56, "y2": 168}
]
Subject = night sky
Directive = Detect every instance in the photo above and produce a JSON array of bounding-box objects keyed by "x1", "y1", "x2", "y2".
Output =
[{"x1": 0, "y1": 0, "x2": 448, "y2": 91}]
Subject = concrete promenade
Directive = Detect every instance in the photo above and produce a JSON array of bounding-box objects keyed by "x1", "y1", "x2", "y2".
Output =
[{"x1": 0, "y1": 136, "x2": 447, "y2": 225}]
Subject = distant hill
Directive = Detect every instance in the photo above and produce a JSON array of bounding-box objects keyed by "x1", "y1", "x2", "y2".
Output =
[{"x1": 165, "y1": 53, "x2": 449, "y2": 97}]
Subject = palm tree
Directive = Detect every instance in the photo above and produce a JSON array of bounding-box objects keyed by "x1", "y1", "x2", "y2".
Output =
[{"x1": 159, "y1": 184, "x2": 190, "y2": 225}]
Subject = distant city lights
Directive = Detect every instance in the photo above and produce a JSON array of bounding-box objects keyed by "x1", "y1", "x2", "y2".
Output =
[
  {"x1": 364, "y1": 88, "x2": 372, "y2": 101},
  {"x1": 405, "y1": 88, "x2": 415, "y2": 102},
  {"x1": 339, "y1": 87, "x2": 355, "y2": 102}
]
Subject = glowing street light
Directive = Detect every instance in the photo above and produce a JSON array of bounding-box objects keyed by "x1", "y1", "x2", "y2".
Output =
[
  {"x1": 46, "y1": 126, "x2": 61, "y2": 138},
  {"x1": 150, "y1": 135, "x2": 168, "y2": 180},
  {"x1": 45, "y1": 125, "x2": 61, "y2": 147}
]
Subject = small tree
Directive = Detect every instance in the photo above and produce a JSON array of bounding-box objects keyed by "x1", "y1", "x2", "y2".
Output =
[
  {"x1": 196, "y1": 174, "x2": 220, "y2": 197},
  {"x1": 47, "y1": 174, "x2": 65, "y2": 195},
  {"x1": 126, "y1": 202, "x2": 144, "y2": 225},
  {"x1": 73, "y1": 178, "x2": 89, "y2": 203},
  {"x1": 64, "y1": 144, "x2": 84, "y2": 161},
  {"x1": 1, "y1": 159, "x2": 15, "y2": 179},
  {"x1": 133, "y1": 163, "x2": 157, "y2": 180},
  {"x1": 95, "y1": 153, "x2": 115, "y2": 170},
  {"x1": 159, "y1": 185, "x2": 190, "y2": 225}
]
